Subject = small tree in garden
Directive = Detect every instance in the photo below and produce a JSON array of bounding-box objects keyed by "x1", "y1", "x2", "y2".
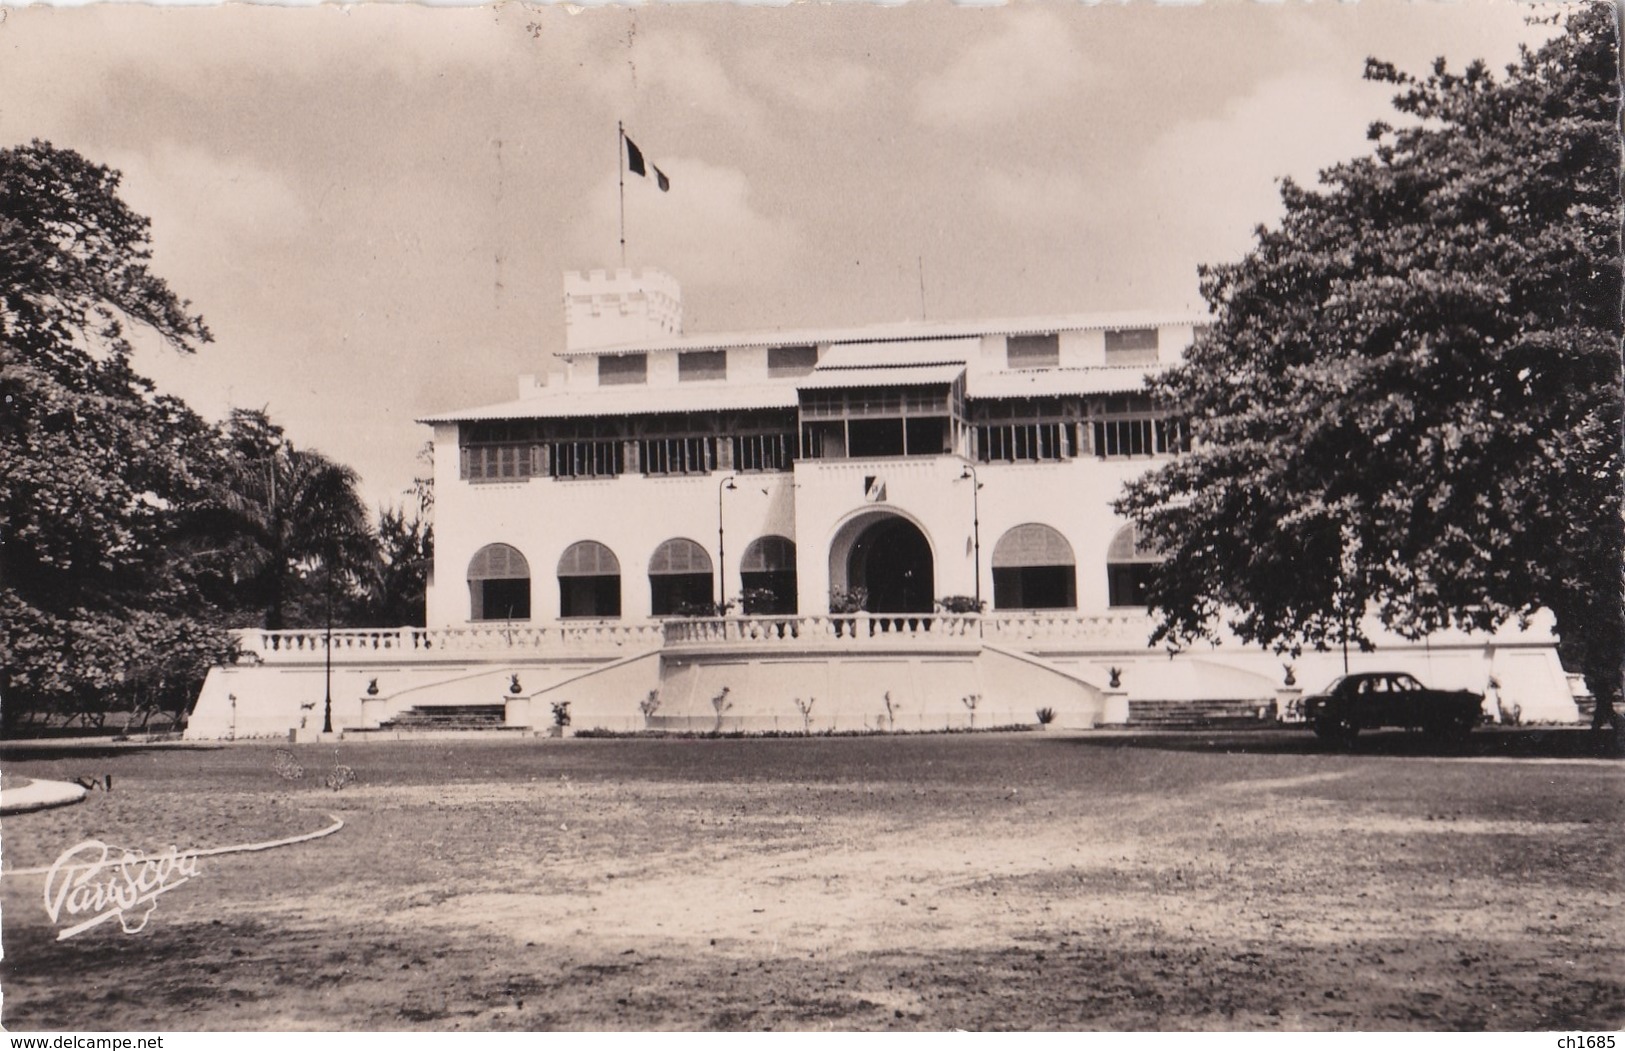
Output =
[
  {"x1": 551, "y1": 701, "x2": 572, "y2": 729},
  {"x1": 793, "y1": 696, "x2": 817, "y2": 735},
  {"x1": 710, "y1": 686, "x2": 733, "y2": 734},
  {"x1": 639, "y1": 689, "x2": 662, "y2": 725},
  {"x1": 882, "y1": 690, "x2": 901, "y2": 731},
  {"x1": 961, "y1": 693, "x2": 982, "y2": 729}
]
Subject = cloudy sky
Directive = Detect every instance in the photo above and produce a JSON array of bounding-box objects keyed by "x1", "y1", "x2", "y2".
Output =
[{"x1": 0, "y1": 0, "x2": 1556, "y2": 510}]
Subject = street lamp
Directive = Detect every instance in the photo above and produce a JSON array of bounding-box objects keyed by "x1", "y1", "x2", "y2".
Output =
[
  {"x1": 716, "y1": 475, "x2": 737, "y2": 612},
  {"x1": 322, "y1": 536, "x2": 335, "y2": 734},
  {"x1": 958, "y1": 464, "x2": 983, "y2": 610}
]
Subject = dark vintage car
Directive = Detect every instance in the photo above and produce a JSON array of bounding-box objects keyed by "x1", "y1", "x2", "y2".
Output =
[{"x1": 1292, "y1": 672, "x2": 1484, "y2": 742}]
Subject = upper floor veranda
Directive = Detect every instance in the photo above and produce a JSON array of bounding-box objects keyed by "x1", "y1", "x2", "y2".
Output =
[{"x1": 422, "y1": 290, "x2": 1209, "y2": 485}]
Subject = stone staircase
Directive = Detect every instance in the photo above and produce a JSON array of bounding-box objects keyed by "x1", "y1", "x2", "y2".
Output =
[
  {"x1": 373, "y1": 704, "x2": 518, "y2": 733},
  {"x1": 1127, "y1": 698, "x2": 1279, "y2": 730}
]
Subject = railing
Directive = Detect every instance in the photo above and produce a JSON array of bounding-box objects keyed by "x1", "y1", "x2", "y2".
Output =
[
  {"x1": 983, "y1": 611, "x2": 1155, "y2": 647},
  {"x1": 235, "y1": 611, "x2": 1158, "y2": 663},
  {"x1": 236, "y1": 622, "x2": 664, "y2": 664},
  {"x1": 663, "y1": 613, "x2": 981, "y2": 647},
  {"x1": 663, "y1": 611, "x2": 1155, "y2": 649}
]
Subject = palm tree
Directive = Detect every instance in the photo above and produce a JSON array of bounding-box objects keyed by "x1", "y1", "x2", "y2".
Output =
[{"x1": 212, "y1": 409, "x2": 374, "y2": 631}]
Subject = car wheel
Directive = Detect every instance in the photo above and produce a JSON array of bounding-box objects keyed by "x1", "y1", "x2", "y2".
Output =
[
  {"x1": 1422, "y1": 714, "x2": 1475, "y2": 742},
  {"x1": 1312, "y1": 715, "x2": 1359, "y2": 744}
]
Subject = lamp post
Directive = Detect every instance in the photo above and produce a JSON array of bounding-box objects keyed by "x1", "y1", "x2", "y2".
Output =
[
  {"x1": 322, "y1": 536, "x2": 335, "y2": 734},
  {"x1": 716, "y1": 475, "x2": 737, "y2": 612},
  {"x1": 958, "y1": 464, "x2": 983, "y2": 610}
]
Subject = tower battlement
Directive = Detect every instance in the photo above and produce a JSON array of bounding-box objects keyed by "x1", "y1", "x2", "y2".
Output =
[{"x1": 563, "y1": 268, "x2": 683, "y2": 351}]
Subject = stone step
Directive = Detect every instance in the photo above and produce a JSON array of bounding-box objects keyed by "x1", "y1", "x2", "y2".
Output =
[
  {"x1": 343, "y1": 727, "x2": 540, "y2": 741},
  {"x1": 1128, "y1": 699, "x2": 1278, "y2": 729},
  {"x1": 378, "y1": 704, "x2": 509, "y2": 731}
]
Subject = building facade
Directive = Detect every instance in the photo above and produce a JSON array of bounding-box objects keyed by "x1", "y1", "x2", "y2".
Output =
[
  {"x1": 426, "y1": 268, "x2": 1206, "y2": 631},
  {"x1": 185, "y1": 269, "x2": 1580, "y2": 738}
]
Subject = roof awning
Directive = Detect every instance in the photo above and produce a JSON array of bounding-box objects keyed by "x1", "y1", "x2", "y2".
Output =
[
  {"x1": 815, "y1": 337, "x2": 979, "y2": 370},
  {"x1": 420, "y1": 383, "x2": 799, "y2": 423},
  {"x1": 968, "y1": 365, "x2": 1170, "y2": 398},
  {"x1": 798, "y1": 363, "x2": 968, "y2": 391}
]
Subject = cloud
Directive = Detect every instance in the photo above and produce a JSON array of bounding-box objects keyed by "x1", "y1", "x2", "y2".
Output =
[
  {"x1": 914, "y1": 10, "x2": 1092, "y2": 128},
  {"x1": 576, "y1": 157, "x2": 800, "y2": 294},
  {"x1": 980, "y1": 166, "x2": 1094, "y2": 227},
  {"x1": 1133, "y1": 68, "x2": 1393, "y2": 264},
  {"x1": 627, "y1": 32, "x2": 769, "y2": 132},
  {"x1": 737, "y1": 51, "x2": 878, "y2": 114},
  {"x1": 103, "y1": 141, "x2": 310, "y2": 254}
]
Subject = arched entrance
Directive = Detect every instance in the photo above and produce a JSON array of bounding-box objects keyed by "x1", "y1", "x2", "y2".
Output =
[{"x1": 829, "y1": 512, "x2": 935, "y2": 614}]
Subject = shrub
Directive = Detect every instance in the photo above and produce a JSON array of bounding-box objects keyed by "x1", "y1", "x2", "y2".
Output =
[
  {"x1": 828, "y1": 588, "x2": 868, "y2": 614},
  {"x1": 1036, "y1": 707, "x2": 1056, "y2": 726},
  {"x1": 711, "y1": 686, "x2": 733, "y2": 733},
  {"x1": 793, "y1": 696, "x2": 816, "y2": 734},
  {"x1": 738, "y1": 588, "x2": 782, "y2": 615},
  {"x1": 937, "y1": 595, "x2": 985, "y2": 614}
]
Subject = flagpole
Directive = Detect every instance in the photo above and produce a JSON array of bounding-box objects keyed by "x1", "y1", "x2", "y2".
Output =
[{"x1": 617, "y1": 121, "x2": 627, "y2": 268}]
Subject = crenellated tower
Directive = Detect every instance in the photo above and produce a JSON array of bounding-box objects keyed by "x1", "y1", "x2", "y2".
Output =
[{"x1": 563, "y1": 268, "x2": 683, "y2": 351}]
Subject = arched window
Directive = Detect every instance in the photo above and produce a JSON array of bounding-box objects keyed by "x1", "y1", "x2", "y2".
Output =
[
  {"x1": 558, "y1": 541, "x2": 621, "y2": 619},
  {"x1": 648, "y1": 538, "x2": 714, "y2": 616},
  {"x1": 739, "y1": 535, "x2": 798, "y2": 614},
  {"x1": 1106, "y1": 524, "x2": 1161, "y2": 608},
  {"x1": 468, "y1": 544, "x2": 531, "y2": 621},
  {"x1": 991, "y1": 524, "x2": 1076, "y2": 610}
]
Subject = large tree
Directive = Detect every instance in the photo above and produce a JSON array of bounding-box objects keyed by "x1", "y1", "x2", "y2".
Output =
[
  {"x1": 0, "y1": 141, "x2": 233, "y2": 730},
  {"x1": 1117, "y1": 9, "x2": 1622, "y2": 725},
  {"x1": 359, "y1": 442, "x2": 434, "y2": 628},
  {"x1": 196, "y1": 408, "x2": 376, "y2": 631}
]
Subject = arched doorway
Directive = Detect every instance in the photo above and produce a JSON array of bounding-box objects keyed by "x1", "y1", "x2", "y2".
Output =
[
  {"x1": 558, "y1": 540, "x2": 622, "y2": 619},
  {"x1": 992, "y1": 523, "x2": 1077, "y2": 610},
  {"x1": 1106, "y1": 524, "x2": 1162, "y2": 607},
  {"x1": 830, "y1": 513, "x2": 935, "y2": 614},
  {"x1": 468, "y1": 543, "x2": 531, "y2": 621},
  {"x1": 740, "y1": 535, "x2": 798, "y2": 614},
  {"x1": 648, "y1": 538, "x2": 714, "y2": 616}
]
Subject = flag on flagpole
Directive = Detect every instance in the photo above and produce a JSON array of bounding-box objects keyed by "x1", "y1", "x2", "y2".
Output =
[{"x1": 623, "y1": 133, "x2": 670, "y2": 192}]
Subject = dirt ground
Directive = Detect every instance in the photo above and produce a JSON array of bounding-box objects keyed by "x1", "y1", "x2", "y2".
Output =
[{"x1": 1, "y1": 729, "x2": 1620, "y2": 1031}]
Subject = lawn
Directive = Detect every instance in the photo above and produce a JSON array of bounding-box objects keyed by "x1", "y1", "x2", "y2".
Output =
[{"x1": 1, "y1": 729, "x2": 1620, "y2": 1031}]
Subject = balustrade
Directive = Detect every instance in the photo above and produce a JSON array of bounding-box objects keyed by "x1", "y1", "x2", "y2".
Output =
[
  {"x1": 982, "y1": 611, "x2": 1154, "y2": 646},
  {"x1": 235, "y1": 611, "x2": 1156, "y2": 663},
  {"x1": 662, "y1": 613, "x2": 980, "y2": 647},
  {"x1": 238, "y1": 621, "x2": 663, "y2": 663}
]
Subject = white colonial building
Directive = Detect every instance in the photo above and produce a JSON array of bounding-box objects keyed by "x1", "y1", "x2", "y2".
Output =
[{"x1": 187, "y1": 269, "x2": 1580, "y2": 738}]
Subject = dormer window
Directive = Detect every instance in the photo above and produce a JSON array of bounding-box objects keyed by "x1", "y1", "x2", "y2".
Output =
[
  {"x1": 1006, "y1": 334, "x2": 1059, "y2": 369},
  {"x1": 598, "y1": 354, "x2": 648, "y2": 386},
  {"x1": 678, "y1": 350, "x2": 727, "y2": 382},
  {"x1": 1104, "y1": 327, "x2": 1159, "y2": 364},
  {"x1": 768, "y1": 345, "x2": 818, "y2": 377}
]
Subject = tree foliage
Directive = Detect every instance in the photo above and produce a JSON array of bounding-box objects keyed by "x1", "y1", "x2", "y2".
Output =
[
  {"x1": 359, "y1": 440, "x2": 434, "y2": 628},
  {"x1": 192, "y1": 409, "x2": 375, "y2": 631},
  {"x1": 0, "y1": 141, "x2": 237, "y2": 731},
  {"x1": 2, "y1": 142, "x2": 425, "y2": 733},
  {"x1": 1116, "y1": 9, "x2": 1622, "y2": 722}
]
